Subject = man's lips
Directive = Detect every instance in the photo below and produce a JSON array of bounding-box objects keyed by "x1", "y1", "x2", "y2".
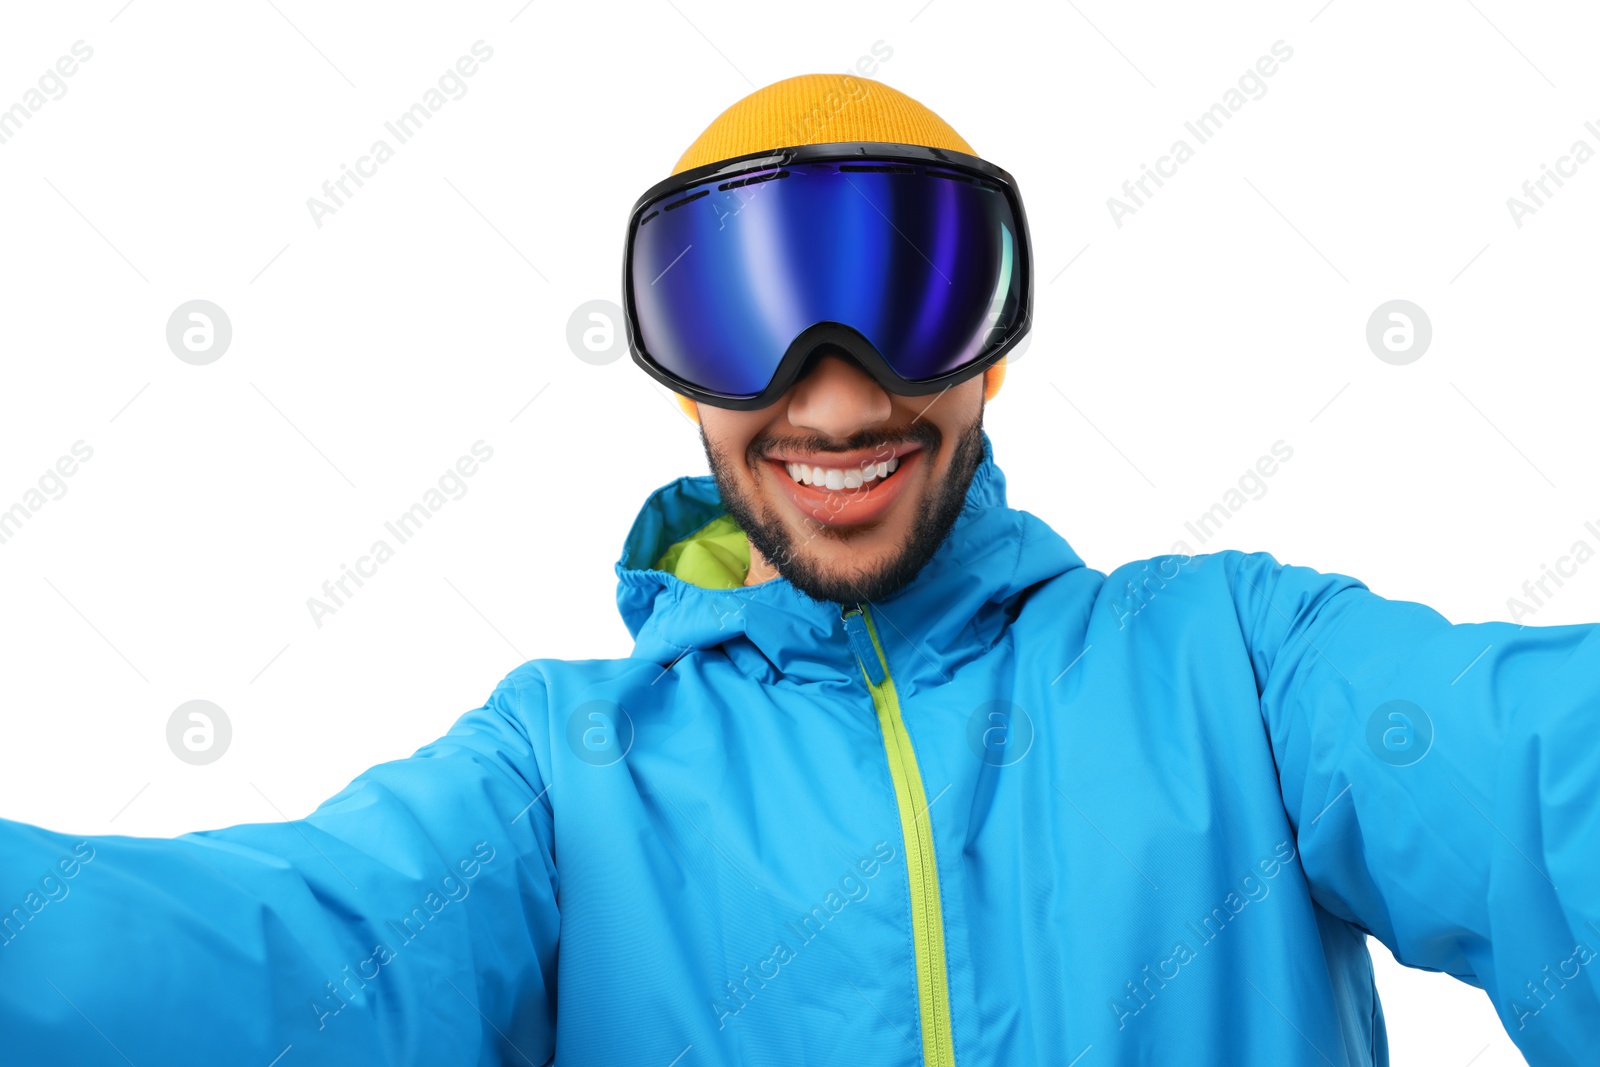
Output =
[
  {"x1": 762, "y1": 441, "x2": 924, "y2": 469},
  {"x1": 762, "y1": 445, "x2": 925, "y2": 528}
]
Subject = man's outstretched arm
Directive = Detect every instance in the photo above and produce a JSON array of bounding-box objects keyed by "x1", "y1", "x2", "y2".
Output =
[
  {"x1": 1224, "y1": 549, "x2": 1600, "y2": 1067},
  {"x1": 0, "y1": 666, "x2": 559, "y2": 1067}
]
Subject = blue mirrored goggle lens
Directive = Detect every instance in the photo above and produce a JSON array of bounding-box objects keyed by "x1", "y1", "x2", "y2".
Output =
[{"x1": 629, "y1": 161, "x2": 1022, "y2": 399}]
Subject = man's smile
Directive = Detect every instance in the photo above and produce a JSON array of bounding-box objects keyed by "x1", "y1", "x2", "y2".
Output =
[
  {"x1": 784, "y1": 452, "x2": 902, "y2": 487},
  {"x1": 761, "y1": 445, "x2": 925, "y2": 528}
]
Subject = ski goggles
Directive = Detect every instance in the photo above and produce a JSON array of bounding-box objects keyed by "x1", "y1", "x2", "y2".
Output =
[{"x1": 622, "y1": 142, "x2": 1033, "y2": 410}]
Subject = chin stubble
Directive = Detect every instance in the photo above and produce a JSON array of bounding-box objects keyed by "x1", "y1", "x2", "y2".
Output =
[{"x1": 701, "y1": 415, "x2": 987, "y2": 605}]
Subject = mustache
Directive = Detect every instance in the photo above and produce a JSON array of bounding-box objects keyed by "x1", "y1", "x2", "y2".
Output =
[{"x1": 751, "y1": 422, "x2": 940, "y2": 461}]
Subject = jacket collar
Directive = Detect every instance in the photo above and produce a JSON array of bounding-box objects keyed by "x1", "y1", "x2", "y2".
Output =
[{"x1": 614, "y1": 429, "x2": 1086, "y2": 687}]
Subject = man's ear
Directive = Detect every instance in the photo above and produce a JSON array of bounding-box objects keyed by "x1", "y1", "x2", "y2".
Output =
[
  {"x1": 675, "y1": 392, "x2": 701, "y2": 424},
  {"x1": 983, "y1": 355, "x2": 1006, "y2": 403}
]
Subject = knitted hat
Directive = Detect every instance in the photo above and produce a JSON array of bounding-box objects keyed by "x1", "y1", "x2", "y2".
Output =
[{"x1": 664, "y1": 73, "x2": 1007, "y2": 424}]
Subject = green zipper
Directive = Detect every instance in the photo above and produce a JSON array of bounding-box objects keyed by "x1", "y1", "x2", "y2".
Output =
[{"x1": 841, "y1": 603, "x2": 956, "y2": 1067}]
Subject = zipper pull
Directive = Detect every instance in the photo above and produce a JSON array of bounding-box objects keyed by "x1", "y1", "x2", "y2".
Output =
[{"x1": 840, "y1": 603, "x2": 886, "y2": 686}]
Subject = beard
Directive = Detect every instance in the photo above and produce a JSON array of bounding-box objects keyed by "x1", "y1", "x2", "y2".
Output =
[{"x1": 700, "y1": 412, "x2": 987, "y2": 606}]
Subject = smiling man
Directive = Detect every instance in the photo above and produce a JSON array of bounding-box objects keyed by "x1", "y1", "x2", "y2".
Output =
[
  {"x1": 627, "y1": 73, "x2": 1022, "y2": 610},
  {"x1": 3, "y1": 73, "x2": 1600, "y2": 1067}
]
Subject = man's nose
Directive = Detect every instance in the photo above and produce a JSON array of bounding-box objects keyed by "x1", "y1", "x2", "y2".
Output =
[{"x1": 783, "y1": 349, "x2": 894, "y2": 439}]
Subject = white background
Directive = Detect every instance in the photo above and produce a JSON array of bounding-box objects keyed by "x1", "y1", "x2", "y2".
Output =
[{"x1": 2, "y1": 2, "x2": 1596, "y2": 1063}]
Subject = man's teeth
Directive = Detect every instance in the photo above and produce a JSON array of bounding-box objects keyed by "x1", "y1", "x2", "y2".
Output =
[{"x1": 784, "y1": 456, "x2": 899, "y2": 489}]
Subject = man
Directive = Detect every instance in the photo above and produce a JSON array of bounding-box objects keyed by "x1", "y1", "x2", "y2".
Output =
[{"x1": 2, "y1": 73, "x2": 1596, "y2": 1067}]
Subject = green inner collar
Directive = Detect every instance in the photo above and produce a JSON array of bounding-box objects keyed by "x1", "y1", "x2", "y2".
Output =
[{"x1": 652, "y1": 513, "x2": 751, "y2": 589}]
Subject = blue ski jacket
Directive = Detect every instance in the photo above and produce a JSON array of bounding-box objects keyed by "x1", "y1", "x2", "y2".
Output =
[{"x1": 2, "y1": 429, "x2": 1597, "y2": 1066}]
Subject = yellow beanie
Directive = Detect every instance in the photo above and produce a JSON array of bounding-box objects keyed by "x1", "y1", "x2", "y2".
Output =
[{"x1": 666, "y1": 73, "x2": 1006, "y2": 424}]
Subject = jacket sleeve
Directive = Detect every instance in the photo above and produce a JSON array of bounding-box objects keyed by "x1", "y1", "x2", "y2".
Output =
[
  {"x1": 1222, "y1": 549, "x2": 1600, "y2": 1067},
  {"x1": 0, "y1": 666, "x2": 559, "y2": 1067}
]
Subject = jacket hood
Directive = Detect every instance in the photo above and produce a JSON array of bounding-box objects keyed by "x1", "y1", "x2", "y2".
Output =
[{"x1": 614, "y1": 429, "x2": 1088, "y2": 685}]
